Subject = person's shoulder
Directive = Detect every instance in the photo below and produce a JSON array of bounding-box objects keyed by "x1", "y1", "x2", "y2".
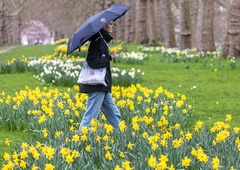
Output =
[
  {"x1": 89, "y1": 37, "x2": 103, "y2": 50},
  {"x1": 95, "y1": 37, "x2": 105, "y2": 44},
  {"x1": 92, "y1": 37, "x2": 104, "y2": 46},
  {"x1": 95, "y1": 37, "x2": 102, "y2": 42}
]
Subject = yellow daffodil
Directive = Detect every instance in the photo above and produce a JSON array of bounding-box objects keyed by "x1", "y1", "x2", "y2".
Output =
[
  {"x1": 148, "y1": 155, "x2": 157, "y2": 168},
  {"x1": 127, "y1": 142, "x2": 133, "y2": 150},
  {"x1": 81, "y1": 126, "x2": 89, "y2": 134},
  {"x1": 194, "y1": 121, "x2": 204, "y2": 132},
  {"x1": 104, "y1": 124, "x2": 114, "y2": 134},
  {"x1": 20, "y1": 150, "x2": 28, "y2": 159},
  {"x1": 19, "y1": 160, "x2": 27, "y2": 168},
  {"x1": 60, "y1": 147, "x2": 70, "y2": 158},
  {"x1": 119, "y1": 151, "x2": 125, "y2": 158},
  {"x1": 122, "y1": 161, "x2": 131, "y2": 170},
  {"x1": 103, "y1": 135, "x2": 109, "y2": 141},
  {"x1": 182, "y1": 156, "x2": 191, "y2": 167},
  {"x1": 41, "y1": 146, "x2": 55, "y2": 160},
  {"x1": 31, "y1": 165, "x2": 38, "y2": 170},
  {"x1": 3, "y1": 152, "x2": 11, "y2": 161},
  {"x1": 159, "y1": 154, "x2": 169, "y2": 163},
  {"x1": 226, "y1": 114, "x2": 232, "y2": 122},
  {"x1": 105, "y1": 151, "x2": 113, "y2": 160},
  {"x1": 212, "y1": 156, "x2": 220, "y2": 170},
  {"x1": 4, "y1": 139, "x2": 10, "y2": 146},
  {"x1": 114, "y1": 165, "x2": 121, "y2": 170},
  {"x1": 44, "y1": 163, "x2": 55, "y2": 170},
  {"x1": 172, "y1": 138, "x2": 183, "y2": 148}
]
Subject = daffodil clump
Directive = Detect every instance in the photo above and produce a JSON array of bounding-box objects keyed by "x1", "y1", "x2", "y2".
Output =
[
  {"x1": 27, "y1": 56, "x2": 144, "y2": 87},
  {"x1": 0, "y1": 54, "x2": 144, "y2": 87},
  {"x1": 0, "y1": 40, "x2": 144, "y2": 87},
  {"x1": 0, "y1": 55, "x2": 29, "y2": 74},
  {"x1": 28, "y1": 55, "x2": 85, "y2": 86},
  {"x1": 117, "y1": 51, "x2": 150, "y2": 64},
  {"x1": 109, "y1": 41, "x2": 125, "y2": 53},
  {"x1": 53, "y1": 38, "x2": 125, "y2": 59},
  {"x1": 53, "y1": 43, "x2": 88, "y2": 58},
  {"x1": 227, "y1": 57, "x2": 238, "y2": 70},
  {"x1": 138, "y1": 46, "x2": 164, "y2": 53},
  {"x1": 111, "y1": 67, "x2": 144, "y2": 86},
  {"x1": 1, "y1": 84, "x2": 239, "y2": 169},
  {"x1": 141, "y1": 46, "x2": 221, "y2": 62},
  {"x1": 139, "y1": 46, "x2": 239, "y2": 71},
  {"x1": 54, "y1": 38, "x2": 69, "y2": 45}
]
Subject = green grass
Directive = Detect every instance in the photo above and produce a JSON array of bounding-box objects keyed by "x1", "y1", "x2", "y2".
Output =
[
  {"x1": 138, "y1": 59, "x2": 240, "y2": 127},
  {"x1": 0, "y1": 46, "x2": 12, "y2": 51},
  {"x1": 0, "y1": 72, "x2": 40, "y2": 94},
  {"x1": 122, "y1": 44, "x2": 240, "y2": 128},
  {"x1": 0, "y1": 129, "x2": 29, "y2": 163},
  {"x1": 0, "y1": 44, "x2": 58, "y2": 61},
  {"x1": 0, "y1": 44, "x2": 239, "y2": 157}
]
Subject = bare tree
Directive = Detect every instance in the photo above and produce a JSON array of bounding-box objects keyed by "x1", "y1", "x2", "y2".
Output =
[
  {"x1": 189, "y1": 0, "x2": 199, "y2": 47},
  {"x1": 134, "y1": 0, "x2": 148, "y2": 44},
  {"x1": 196, "y1": 0, "x2": 215, "y2": 52},
  {"x1": 114, "y1": 1, "x2": 125, "y2": 41},
  {"x1": 10, "y1": 0, "x2": 27, "y2": 44},
  {"x1": 0, "y1": 0, "x2": 231, "y2": 50},
  {"x1": 160, "y1": 0, "x2": 176, "y2": 48},
  {"x1": 0, "y1": 0, "x2": 9, "y2": 46},
  {"x1": 179, "y1": 0, "x2": 192, "y2": 49},
  {"x1": 0, "y1": 0, "x2": 28, "y2": 45},
  {"x1": 123, "y1": 0, "x2": 134, "y2": 43},
  {"x1": 221, "y1": 0, "x2": 240, "y2": 59},
  {"x1": 147, "y1": 0, "x2": 158, "y2": 45}
]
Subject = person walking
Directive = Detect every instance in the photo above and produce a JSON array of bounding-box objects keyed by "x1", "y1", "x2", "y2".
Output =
[{"x1": 79, "y1": 21, "x2": 121, "y2": 133}]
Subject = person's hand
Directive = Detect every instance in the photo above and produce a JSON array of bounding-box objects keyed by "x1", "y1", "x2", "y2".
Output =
[{"x1": 111, "y1": 52, "x2": 117, "y2": 59}]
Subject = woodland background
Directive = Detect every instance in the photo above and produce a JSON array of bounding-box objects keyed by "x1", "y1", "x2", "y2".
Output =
[{"x1": 1, "y1": 0, "x2": 240, "y2": 58}]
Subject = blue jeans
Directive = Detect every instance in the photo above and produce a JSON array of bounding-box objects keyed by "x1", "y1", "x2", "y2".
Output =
[{"x1": 79, "y1": 91, "x2": 121, "y2": 132}]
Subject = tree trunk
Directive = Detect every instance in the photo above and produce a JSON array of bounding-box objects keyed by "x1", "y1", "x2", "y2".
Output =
[
  {"x1": 17, "y1": 13, "x2": 22, "y2": 44},
  {"x1": 196, "y1": 0, "x2": 215, "y2": 52},
  {"x1": 222, "y1": 0, "x2": 240, "y2": 59},
  {"x1": 114, "y1": 15, "x2": 124, "y2": 41},
  {"x1": 179, "y1": 0, "x2": 192, "y2": 49},
  {"x1": 124, "y1": 0, "x2": 134, "y2": 43},
  {"x1": 134, "y1": 0, "x2": 148, "y2": 44},
  {"x1": 147, "y1": 0, "x2": 158, "y2": 45},
  {"x1": 161, "y1": 0, "x2": 176, "y2": 48},
  {"x1": 0, "y1": 0, "x2": 8, "y2": 46}
]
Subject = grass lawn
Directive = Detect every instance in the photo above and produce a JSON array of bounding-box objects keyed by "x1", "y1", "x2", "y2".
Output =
[
  {"x1": 0, "y1": 129, "x2": 29, "y2": 163},
  {"x1": 139, "y1": 60, "x2": 240, "y2": 127},
  {"x1": 0, "y1": 44, "x2": 239, "y2": 158},
  {"x1": 0, "y1": 44, "x2": 58, "y2": 61}
]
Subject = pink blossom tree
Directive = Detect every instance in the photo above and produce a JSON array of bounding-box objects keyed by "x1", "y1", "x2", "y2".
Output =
[{"x1": 22, "y1": 20, "x2": 51, "y2": 45}]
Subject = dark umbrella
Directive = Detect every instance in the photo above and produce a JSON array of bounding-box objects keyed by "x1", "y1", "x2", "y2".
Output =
[{"x1": 67, "y1": 4, "x2": 132, "y2": 55}]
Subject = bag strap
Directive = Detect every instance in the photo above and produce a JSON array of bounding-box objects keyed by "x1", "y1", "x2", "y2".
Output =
[
  {"x1": 98, "y1": 31, "x2": 110, "y2": 51},
  {"x1": 98, "y1": 31, "x2": 116, "y2": 65}
]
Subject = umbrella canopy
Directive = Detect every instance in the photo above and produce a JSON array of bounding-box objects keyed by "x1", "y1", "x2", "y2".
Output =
[{"x1": 67, "y1": 4, "x2": 132, "y2": 55}]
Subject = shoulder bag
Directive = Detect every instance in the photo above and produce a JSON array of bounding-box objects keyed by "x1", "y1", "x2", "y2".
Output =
[{"x1": 77, "y1": 60, "x2": 107, "y2": 86}]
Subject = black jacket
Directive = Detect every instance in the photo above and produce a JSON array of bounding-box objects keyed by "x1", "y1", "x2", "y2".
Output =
[{"x1": 80, "y1": 30, "x2": 113, "y2": 93}]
